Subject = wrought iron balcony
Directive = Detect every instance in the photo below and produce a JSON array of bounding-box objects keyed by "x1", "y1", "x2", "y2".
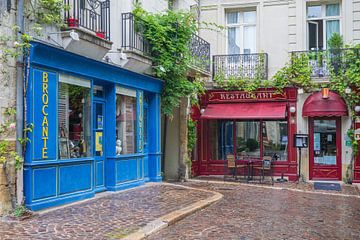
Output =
[
  {"x1": 64, "y1": 0, "x2": 110, "y2": 40},
  {"x1": 121, "y1": 12, "x2": 150, "y2": 55},
  {"x1": 213, "y1": 53, "x2": 268, "y2": 80},
  {"x1": 291, "y1": 49, "x2": 358, "y2": 79},
  {"x1": 189, "y1": 34, "x2": 211, "y2": 73}
]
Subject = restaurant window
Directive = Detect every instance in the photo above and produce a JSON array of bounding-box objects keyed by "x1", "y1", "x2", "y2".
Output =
[
  {"x1": 116, "y1": 87, "x2": 137, "y2": 155},
  {"x1": 262, "y1": 121, "x2": 288, "y2": 161},
  {"x1": 226, "y1": 10, "x2": 256, "y2": 54},
  {"x1": 58, "y1": 75, "x2": 91, "y2": 159},
  {"x1": 307, "y1": 3, "x2": 340, "y2": 50},
  {"x1": 236, "y1": 121, "x2": 260, "y2": 158}
]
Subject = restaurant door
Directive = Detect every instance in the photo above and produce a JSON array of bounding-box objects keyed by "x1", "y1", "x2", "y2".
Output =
[{"x1": 309, "y1": 118, "x2": 342, "y2": 180}]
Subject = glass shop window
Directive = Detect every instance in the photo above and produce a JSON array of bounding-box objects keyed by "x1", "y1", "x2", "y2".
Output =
[
  {"x1": 235, "y1": 121, "x2": 260, "y2": 159},
  {"x1": 58, "y1": 75, "x2": 91, "y2": 159},
  {"x1": 116, "y1": 88, "x2": 137, "y2": 155},
  {"x1": 307, "y1": 3, "x2": 340, "y2": 50},
  {"x1": 262, "y1": 121, "x2": 288, "y2": 161}
]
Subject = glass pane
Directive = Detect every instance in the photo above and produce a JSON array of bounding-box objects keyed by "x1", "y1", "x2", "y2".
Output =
[
  {"x1": 228, "y1": 27, "x2": 241, "y2": 54},
  {"x1": 226, "y1": 12, "x2": 240, "y2": 24},
  {"x1": 208, "y1": 120, "x2": 234, "y2": 160},
  {"x1": 143, "y1": 108, "x2": 148, "y2": 145},
  {"x1": 263, "y1": 121, "x2": 288, "y2": 161},
  {"x1": 308, "y1": 20, "x2": 323, "y2": 50},
  {"x1": 58, "y1": 82, "x2": 91, "y2": 159},
  {"x1": 116, "y1": 94, "x2": 137, "y2": 155},
  {"x1": 307, "y1": 5, "x2": 321, "y2": 18},
  {"x1": 313, "y1": 120, "x2": 337, "y2": 165},
  {"x1": 236, "y1": 121, "x2": 260, "y2": 158},
  {"x1": 244, "y1": 26, "x2": 256, "y2": 54},
  {"x1": 244, "y1": 11, "x2": 256, "y2": 24},
  {"x1": 326, "y1": 4, "x2": 340, "y2": 17},
  {"x1": 326, "y1": 20, "x2": 340, "y2": 46}
]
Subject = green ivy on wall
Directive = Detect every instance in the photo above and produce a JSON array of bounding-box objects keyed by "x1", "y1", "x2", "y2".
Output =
[{"x1": 133, "y1": 5, "x2": 205, "y2": 116}]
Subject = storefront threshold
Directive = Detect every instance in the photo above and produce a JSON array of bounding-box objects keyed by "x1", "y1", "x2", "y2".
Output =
[
  {"x1": 149, "y1": 176, "x2": 163, "y2": 182},
  {"x1": 107, "y1": 179, "x2": 145, "y2": 191},
  {"x1": 26, "y1": 191, "x2": 95, "y2": 211}
]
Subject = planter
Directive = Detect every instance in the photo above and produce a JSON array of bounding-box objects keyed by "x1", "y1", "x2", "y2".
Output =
[
  {"x1": 67, "y1": 18, "x2": 79, "y2": 27},
  {"x1": 96, "y1": 31, "x2": 105, "y2": 39}
]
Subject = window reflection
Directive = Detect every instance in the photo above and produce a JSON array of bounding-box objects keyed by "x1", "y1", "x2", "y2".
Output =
[{"x1": 262, "y1": 121, "x2": 288, "y2": 161}]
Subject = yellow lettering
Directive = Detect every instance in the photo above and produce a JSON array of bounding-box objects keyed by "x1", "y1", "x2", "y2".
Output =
[
  {"x1": 42, "y1": 147, "x2": 48, "y2": 159},
  {"x1": 42, "y1": 105, "x2": 48, "y2": 116},
  {"x1": 42, "y1": 82, "x2": 48, "y2": 94},
  {"x1": 42, "y1": 137, "x2": 48, "y2": 148},
  {"x1": 42, "y1": 125, "x2": 48, "y2": 138},
  {"x1": 42, "y1": 72, "x2": 48, "y2": 82},
  {"x1": 42, "y1": 115, "x2": 48, "y2": 127},
  {"x1": 42, "y1": 93, "x2": 48, "y2": 105}
]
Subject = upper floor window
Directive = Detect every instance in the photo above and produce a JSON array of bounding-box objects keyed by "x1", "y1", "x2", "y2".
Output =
[
  {"x1": 226, "y1": 10, "x2": 256, "y2": 54},
  {"x1": 307, "y1": 3, "x2": 340, "y2": 50}
]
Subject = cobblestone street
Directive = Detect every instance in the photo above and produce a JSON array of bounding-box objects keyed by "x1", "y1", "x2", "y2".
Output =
[
  {"x1": 148, "y1": 181, "x2": 360, "y2": 240},
  {"x1": 0, "y1": 183, "x2": 213, "y2": 240}
]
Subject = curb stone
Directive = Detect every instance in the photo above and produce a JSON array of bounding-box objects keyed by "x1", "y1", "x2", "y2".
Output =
[
  {"x1": 188, "y1": 179, "x2": 360, "y2": 199},
  {"x1": 122, "y1": 183, "x2": 223, "y2": 240}
]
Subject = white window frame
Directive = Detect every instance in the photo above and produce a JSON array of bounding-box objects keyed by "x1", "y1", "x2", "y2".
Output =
[
  {"x1": 226, "y1": 10, "x2": 257, "y2": 54},
  {"x1": 306, "y1": 2, "x2": 342, "y2": 50}
]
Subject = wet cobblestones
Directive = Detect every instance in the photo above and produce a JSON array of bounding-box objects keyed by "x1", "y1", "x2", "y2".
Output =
[
  {"x1": 148, "y1": 182, "x2": 360, "y2": 240},
  {"x1": 0, "y1": 183, "x2": 212, "y2": 240}
]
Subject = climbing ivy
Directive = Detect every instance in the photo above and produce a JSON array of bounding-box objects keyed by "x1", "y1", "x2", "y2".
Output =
[{"x1": 133, "y1": 5, "x2": 204, "y2": 116}]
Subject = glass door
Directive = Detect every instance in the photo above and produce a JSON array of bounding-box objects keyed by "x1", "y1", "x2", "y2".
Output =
[
  {"x1": 93, "y1": 100, "x2": 105, "y2": 190},
  {"x1": 309, "y1": 118, "x2": 341, "y2": 180}
]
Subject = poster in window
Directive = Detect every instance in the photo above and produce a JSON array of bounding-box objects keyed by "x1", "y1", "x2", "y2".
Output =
[
  {"x1": 314, "y1": 133, "x2": 321, "y2": 151},
  {"x1": 59, "y1": 138, "x2": 69, "y2": 159},
  {"x1": 96, "y1": 132, "x2": 103, "y2": 152},
  {"x1": 97, "y1": 115, "x2": 104, "y2": 129}
]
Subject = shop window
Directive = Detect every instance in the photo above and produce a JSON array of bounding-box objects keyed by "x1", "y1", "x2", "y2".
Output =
[
  {"x1": 226, "y1": 10, "x2": 256, "y2": 54},
  {"x1": 262, "y1": 121, "x2": 288, "y2": 161},
  {"x1": 313, "y1": 120, "x2": 337, "y2": 165},
  {"x1": 236, "y1": 121, "x2": 260, "y2": 158},
  {"x1": 58, "y1": 75, "x2": 91, "y2": 159},
  {"x1": 307, "y1": 3, "x2": 340, "y2": 50},
  {"x1": 116, "y1": 87, "x2": 137, "y2": 155}
]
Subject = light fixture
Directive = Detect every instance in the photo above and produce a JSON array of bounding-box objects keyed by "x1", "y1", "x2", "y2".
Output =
[
  {"x1": 48, "y1": 30, "x2": 80, "y2": 41},
  {"x1": 355, "y1": 106, "x2": 360, "y2": 113},
  {"x1": 345, "y1": 87, "x2": 352, "y2": 94},
  {"x1": 321, "y1": 88, "x2": 329, "y2": 99},
  {"x1": 297, "y1": 88, "x2": 304, "y2": 94},
  {"x1": 289, "y1": 106, "x2": 296, "y2": 113},
  {"x1": 200, "y1": 108, "x2": 205, "y2": 114}
]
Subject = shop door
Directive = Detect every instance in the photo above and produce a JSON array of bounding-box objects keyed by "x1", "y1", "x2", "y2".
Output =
[
  {"x1": 309, "y1": 118, "x2": 341, "y2": 180},
  {"x1": 93, "y1": 101, "x2": 105, "y2": 190}
]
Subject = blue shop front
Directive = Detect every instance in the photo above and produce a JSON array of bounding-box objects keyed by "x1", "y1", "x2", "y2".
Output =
[{"x1": 24, "y1": 42, "x2": 163, "y2": 210}]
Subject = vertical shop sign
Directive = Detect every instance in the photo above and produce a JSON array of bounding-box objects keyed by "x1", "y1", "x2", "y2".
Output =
[{"x1": 33, "y1": 69, "x2": 57, "y2": 160}]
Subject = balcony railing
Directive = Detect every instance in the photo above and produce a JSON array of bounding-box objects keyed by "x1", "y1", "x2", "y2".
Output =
[
  {"x1": 121, "y1": 12, "x2": 150, "y2": 55},
  {"x1": 64, "y1": 0, "x2": 110, "y2": 40},
  {"x1": 291, "y1": 49, "x2": 359, "y2": 79},
  {"x1": 189, "y1": 34, "x2": 211, "y2": 73},
  {"x1": 213, "y1": 53, "x2": 268, "y2": 80}
]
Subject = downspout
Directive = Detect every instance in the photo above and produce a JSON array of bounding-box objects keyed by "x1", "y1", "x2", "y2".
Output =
[
  {"x1": 15, "y1": 0, "x2": 24, "y2": 205},
  {"x1": 161, "y1": 115, "x2": 167, "y2": 174}
]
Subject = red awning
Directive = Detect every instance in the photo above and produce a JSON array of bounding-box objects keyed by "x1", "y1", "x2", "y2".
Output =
[
  {"x1": 201, "y1": 102, "x2": 287, "y2": 119},
  {"x1": 303, "y1": 91, "x2": 348, "y2": 117}
]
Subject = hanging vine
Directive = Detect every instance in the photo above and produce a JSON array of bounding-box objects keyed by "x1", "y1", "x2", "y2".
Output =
[{"x1": 133, "y1": 5, "x2": 205, "y2": 116}]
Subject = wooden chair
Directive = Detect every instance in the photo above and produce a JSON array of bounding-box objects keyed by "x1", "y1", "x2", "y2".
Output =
[{"x1": 226, "y1": 154, "x2": 244, "y2": 180}]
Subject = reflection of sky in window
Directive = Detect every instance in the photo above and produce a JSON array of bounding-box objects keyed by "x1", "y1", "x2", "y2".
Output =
[
  {"x1": 307, "y1": 5, "x2": 321, "y2": 18},
  {"x1": 244, "y1": 11, "x2": 256, "y2": 24}
]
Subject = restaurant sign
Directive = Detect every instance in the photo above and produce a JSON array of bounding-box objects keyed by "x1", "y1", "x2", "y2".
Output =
[{"x1": 207, "y1": 90, "x2": 287, "y2": 103}]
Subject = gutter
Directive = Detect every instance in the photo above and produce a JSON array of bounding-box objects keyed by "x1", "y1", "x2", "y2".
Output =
[{"x1": 15, "y1": 0, "x2": 24, "y2": 205}]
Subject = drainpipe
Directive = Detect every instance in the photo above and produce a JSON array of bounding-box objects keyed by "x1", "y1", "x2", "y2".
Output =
[{"x1": 15, "y1": 0, "x2": 24, "y2": 205}]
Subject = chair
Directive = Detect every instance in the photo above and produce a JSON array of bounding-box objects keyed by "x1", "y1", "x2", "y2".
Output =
[
  {"x1": 225, "y1": 154, "x2": 243, "y2": 180},
  {"x1": 261, "y1": 156, "x2": 274, "y2": 185}
]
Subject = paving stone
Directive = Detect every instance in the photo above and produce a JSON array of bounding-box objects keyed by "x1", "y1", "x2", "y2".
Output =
[
  {"x1": 0, "y1": 183, "x2": 212, "y2": 239},
  {"x1": 147, "y1": 182, "x2": 360, "y2": 240}
]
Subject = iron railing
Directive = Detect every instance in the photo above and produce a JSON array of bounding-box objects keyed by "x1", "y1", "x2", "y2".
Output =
[
  {"x1": 291, "y1": 49, "x2": 358, "y2": 78},
  {"x1": 213, "y1": 53, "x2": 268, "y2": 79},
  {"x1": 121, "y1": 12, "x2": 150, "y2": 55},
  {"x1": 189, "y1": 34, "x2": 211, "y2": 73},
  {"x1": 64, "y1": 0, "x2": 110, "y2": 40}
]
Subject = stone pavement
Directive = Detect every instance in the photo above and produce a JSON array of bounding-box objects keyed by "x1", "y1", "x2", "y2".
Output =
[
  {"x1": 0, "y1": 183, "x2": 215, "y2": 240},
  {"x1": 148, "y1": 181, "x2": 360, "y2": 240}
]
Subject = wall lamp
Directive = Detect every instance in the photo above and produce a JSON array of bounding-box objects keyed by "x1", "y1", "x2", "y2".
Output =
[
  {"x1": 289, "y1": 106, "x2": 296, "y2": 113},
  {"x1": 355, "y1": 106, "x2": 360, "y2": 113}
]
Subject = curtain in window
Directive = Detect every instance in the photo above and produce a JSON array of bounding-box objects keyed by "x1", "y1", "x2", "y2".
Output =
[
  {"x1": 244, "y1": 26, "x2": 256, "y2": 54},
  {"x1": 326, "y1": 20, "x2": 340, "y2": 44},
  {"x1": 227, "y1": 12, "x2": 239, "y2": 24},
  {"x1": 228, "y1": 27, "x2": 241, "y2": 54},
  {"x1": 326, "y1": 4, "x2": 340, "y2": 17}
]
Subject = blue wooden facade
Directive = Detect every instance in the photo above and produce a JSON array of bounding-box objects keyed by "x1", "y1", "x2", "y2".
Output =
[{"x1": 24, "y1": 42, "x2": 163, "y2": 210}]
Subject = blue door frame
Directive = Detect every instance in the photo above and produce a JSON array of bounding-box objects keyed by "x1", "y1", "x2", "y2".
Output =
[{"x1": 143, "y1": 97, "x2": 149, "y2": 181}]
